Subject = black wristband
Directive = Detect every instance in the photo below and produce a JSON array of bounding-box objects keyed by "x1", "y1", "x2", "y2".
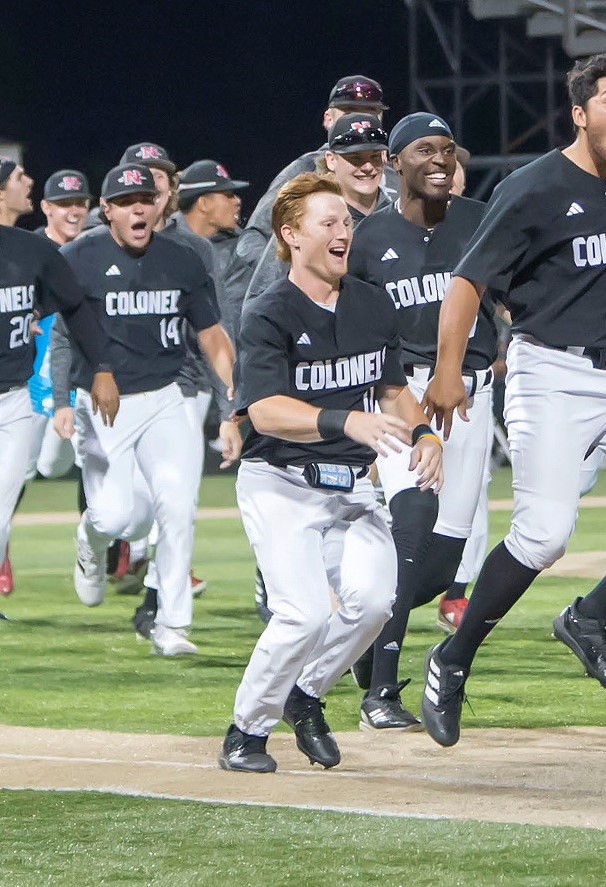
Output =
[
  {"x1": 317, "y1": 409, "x2": 350, "y2": 440},
  {"x1": 411, "y1": 423, "x2": 434, "y2": 446}
]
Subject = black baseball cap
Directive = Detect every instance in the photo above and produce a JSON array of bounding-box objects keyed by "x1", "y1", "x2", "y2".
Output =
[
  {"x1": 327, "y1": 114, "x2": 389, "y2": 155},
  {"x1": 120, "y1": 142, "x2": 176, "y2": 174},
  {"x1": 389, "y1": 112, "x2": 453, "y2": 157},
  {"x1": 43, "y1": 169, "x2": 92, "y2": 202},
  {"x1": 328, "y1": 75, "x2": 388, "y2": 111},
  {"x1": 101, "y1": 164, "x2": 157, "y2": 201},
  {"x1": 178, "y1": 160, "x2": 249, "y2": 197}
]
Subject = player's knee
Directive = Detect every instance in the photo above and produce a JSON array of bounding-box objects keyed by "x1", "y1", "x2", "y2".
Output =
[
  {"x1": 341, "y1": 582, "x2": 394, "y2": 628},
  {"x1": 86, "y1": 507, "x2": 129, "y2": 541},
  {"x1": 506, "y1": 513, "x2": 574, "y2": 571}
]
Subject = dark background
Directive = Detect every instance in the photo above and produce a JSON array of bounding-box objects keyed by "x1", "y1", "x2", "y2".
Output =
[{"x1": 1, "y1": 0, "x2": 571, "y2": 227}]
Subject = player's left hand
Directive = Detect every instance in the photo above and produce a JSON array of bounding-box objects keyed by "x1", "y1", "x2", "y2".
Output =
[
  {"x1": 218, "y1": 419, "x2": 242, "y2": 469},
  {"x1": 409, "y1": 435, "x2": 443, "y2": 493},
  {"x1": 91, "y1": 372, "x2": 120, "y2": 427}
]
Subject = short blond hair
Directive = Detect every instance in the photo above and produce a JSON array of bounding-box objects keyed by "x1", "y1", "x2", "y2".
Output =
[{"x1": 272, "y1": 172, "x2": 343, "y2": 263}]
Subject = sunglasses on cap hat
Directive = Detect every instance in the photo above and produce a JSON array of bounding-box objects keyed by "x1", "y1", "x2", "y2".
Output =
[
  {"x1": 329, "y1": 127, "x2": 388, "y2": 151},
  {"x1": 329, "y1": 78, "x2": 388, "y2": 109}
]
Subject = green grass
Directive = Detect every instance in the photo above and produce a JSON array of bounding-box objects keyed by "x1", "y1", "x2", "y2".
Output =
[
  {"x1": 3, "y1": 469, "x2": 606, "y2": 734},
  {"x1": 3, "y1": 469, "x2": 606, "y2": 885},
  {"x1": 0, "y1": 791, "x2": 603, "y2": 887}
]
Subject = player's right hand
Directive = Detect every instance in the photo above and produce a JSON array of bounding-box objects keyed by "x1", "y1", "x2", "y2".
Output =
[
  {"x1": 409, "y1": 435, "x2": 443, "y2": 493},
  {"x1": 53, "y1": 406, "x2": 75, "y2": 440},
  {"x1": 91, "y1": 372, "x2": 120, "y2": 427},
  {"x1": 343, "y1": 411, "x2": 410, "y2": 457},
  {"x1": 421, "y1": 371, "x2": 468, "y2": 441}
]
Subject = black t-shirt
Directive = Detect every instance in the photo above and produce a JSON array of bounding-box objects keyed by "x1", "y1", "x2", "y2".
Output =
[
  {"x1": 456, "y1": 149, "x2": 606, "y2": 348},
  {"x1": 0, "y1": 225, "x2": 102, "y2": 389},
  {"x1": 348, "y1": 196, "x2": 497, "y2": 370},
  {"x1": 236, "y1": 274, "x2": 406, "y2": 466},
  {"x1": 61, "y1": 228, "x2": 219, "y2": 394}
]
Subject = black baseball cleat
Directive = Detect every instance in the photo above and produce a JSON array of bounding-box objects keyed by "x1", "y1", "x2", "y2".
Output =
[
  {"x1": 360, "y1": 679, "x2": 423, "y2": 731},
  {"x1": 283, "y1": 686, "x2": 341, "y2": 768},
  {"x1": 132, "y1": 603, "x2": 156, "y2": 641},
  {"x1": 350, "y1": 645, "x2": 374, "y2": 690},
  {"x1": 421, "y1": 640, "x2": 468, "y2": 747},
  {"x1": 218, "y1": 724, "x2": 277, "y2": 773},
  {"x1": 553, "y1": 597, "x2": 606, "y2": 688}
]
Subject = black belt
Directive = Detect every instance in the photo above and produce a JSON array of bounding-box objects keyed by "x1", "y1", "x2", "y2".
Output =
[
  {"x1": 560, "y1": 345, "x2": 606, "y2": 370},
  {"x1": 402, "y1": 364, "x2": 493, "y2": 396},
  {"x1": 519, "y1": 335, "x2": 606, "y2": 370}
]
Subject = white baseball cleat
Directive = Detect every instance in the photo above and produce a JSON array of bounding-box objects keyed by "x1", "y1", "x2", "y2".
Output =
[
  {"x1": 73, "y1": 524, "x2": 107, "y2": 606},
  {"x1": 151, "y1": 624, "x2": 198, "y2": 656}
]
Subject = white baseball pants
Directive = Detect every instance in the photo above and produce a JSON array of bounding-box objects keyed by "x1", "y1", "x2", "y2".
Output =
[
  {"x1": 26, "y1": 413, "x2": 76, "y2": 481},
  {"x1": 0, "y1": 387, "x2": 32, "y2": 560},
  {"x1": 377, "y1": 365, "x2": 494, "y2": 539},
  {"x1": 504, "y1": 336, "x2": 606, "y2": 571},
  {"x1": 76, "y1": 382, "x2": 202, "y2": 627},
  {"x1": 234, "y1": 460, "x2": 396, "y2": 736}
]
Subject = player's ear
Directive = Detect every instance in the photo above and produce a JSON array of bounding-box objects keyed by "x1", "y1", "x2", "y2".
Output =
[
  {"x1": 571, "y1": 104, "x2": 587, "y2": 131},
  {"x1": 324, "y1": 151, "x2": 338, "y2": 173},
  {"x1": 281, "y1": 223, "x2": 299, "y2": 250}
]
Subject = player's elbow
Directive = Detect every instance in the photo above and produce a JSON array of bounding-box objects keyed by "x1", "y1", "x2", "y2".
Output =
[{"x1": 247, "y1": 400, "x2": 277, "y2": 436}]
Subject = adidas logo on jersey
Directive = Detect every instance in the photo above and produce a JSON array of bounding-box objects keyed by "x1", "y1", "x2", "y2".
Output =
[
  {"x1": 381, "y1": 248, "x2": 399, "y2": 261},
  {"x1": 297, "y1": 332, "x2": 311, "y2": 346},
  {"x1": 105, "y1": 265, "x2": 121, "y2": 276},
  {"x1": 383, "y1": 641, "x2": 400, "y2": 651},
  {"x1": 566, "y1": 202, "x2": 584, "y2": 216}
]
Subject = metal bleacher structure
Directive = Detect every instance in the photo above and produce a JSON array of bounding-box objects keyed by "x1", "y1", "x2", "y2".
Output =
[{"x1": 404, "y1": 0, "x2": 606, "y2": 199}]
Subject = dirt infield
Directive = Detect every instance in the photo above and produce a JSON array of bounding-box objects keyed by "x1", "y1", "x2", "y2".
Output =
[{"x1": 1, "y1": 723, "x2": 604, "y2": 829}]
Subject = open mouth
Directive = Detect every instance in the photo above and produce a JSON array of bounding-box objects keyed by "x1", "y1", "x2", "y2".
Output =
[
  {"x1": 131, "y1": 221, "x2": 147, "y2": 233},
  {"x1": 329, "y1": 246, "x2": 346, "y2": 258},
  {"x1": 426, "y1": 173, "x2": 449, "y2": 185}
]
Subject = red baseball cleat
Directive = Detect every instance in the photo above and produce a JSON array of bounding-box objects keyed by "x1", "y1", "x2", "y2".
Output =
[
  {"x1": 437, "y1": 594, "x2": 468, "y2": 632},
  {"x1": 0, "y1": 554, "x2": 14, "y2": 596},
  {"x1": 190, "y1": 570, "x2": 207, "y2": 598}
]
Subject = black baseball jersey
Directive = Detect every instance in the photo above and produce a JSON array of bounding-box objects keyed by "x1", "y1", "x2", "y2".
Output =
[
  {"x1": 0, "y1": 225, "x2": 105, "y2": 389},
  {"x1": 61, "y1": 228, "x2": 219, "y2": 395},
  {"x1": 348, "y1": 197, "x2": 497, "y2": 371},
  {"x1": 455, "y1": 149, "x2": 606, "y2": 348},
  {"x1": 236, "y1": 274, "x2": 406, "y2": 466}
]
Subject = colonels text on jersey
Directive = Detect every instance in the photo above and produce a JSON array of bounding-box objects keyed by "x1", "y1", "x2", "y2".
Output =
[
  {"x1": 61, "y1": 227, "x2": 218, "y2": 395},
  {"x1": 348, "y1": 196, "x2": 497, "y2": 371},
  {"x1": 235, "y1": 274, "x2": 405, "y2": 467}
]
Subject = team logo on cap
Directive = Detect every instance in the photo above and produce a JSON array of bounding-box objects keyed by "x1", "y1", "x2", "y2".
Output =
[
  {"x1": 58, "y1": 175, "x2": 82, "y2": 192},
  {"x1": 118, "y1": 169, "x2": 145, "y2": 187},
  {"x1": 216, "y1": 164, "x2": 229, "y2": 179},
  {"x1": 351, "y1": 120, "x2": 372, "y2": 133},
  {"x1": 429, "y1": 119, "x2": 445, "y2": 128},
  {"x1": 136, "y1": 146, "x2": 162, "y2": 161}
]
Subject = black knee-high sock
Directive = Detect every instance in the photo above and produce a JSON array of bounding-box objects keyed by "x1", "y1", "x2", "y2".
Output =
[
  {"x1": 369, "y1": 488, "x2": 438, "y2": 690},
  {"x1": 440, "y1": 541, "x2": 539, "y2": 671},
  {"x1": 577, "y1": 576, "x2": 606, "y2": 620},
  {"x1": 412, "y1": 534, "x2": 466, "y2": 608},
  {"x1": 444, "y1": 581, "x2": 468, "y2": 601}
]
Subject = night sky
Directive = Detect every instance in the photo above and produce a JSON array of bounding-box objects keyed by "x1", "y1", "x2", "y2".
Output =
[{"x1": 1, "y1": 0, "x2": 571, "y2": 227}]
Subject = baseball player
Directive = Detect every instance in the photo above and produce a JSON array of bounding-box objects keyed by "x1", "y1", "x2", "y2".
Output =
[
  {"x1": 421, "y1": 53, "x2": 606, "y2": 747},
  {"x1": 347, "y1": 113, "x2": 496, "y2": 730},
  {"x1": 219, "y1": 173, "x2": 443, "y2": 773},
  {"x1": 248, "y1": 113, "x2": 392, "y2": 624},
  {"x1": 223, "y1": 75, "x2": 396, "y2": 330},
  {"x1": 0, "y1": 223, "x2": 119, "y2": 578},
  {"x1": 0, "y1": 158, "x2": 34, "y2": 227},
  {"x1": 29, "y1": 170, "x2": 92, "y2": 481},
  {"x1": 61, "y1": 163, "x2": 235, "y2": 657}
]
